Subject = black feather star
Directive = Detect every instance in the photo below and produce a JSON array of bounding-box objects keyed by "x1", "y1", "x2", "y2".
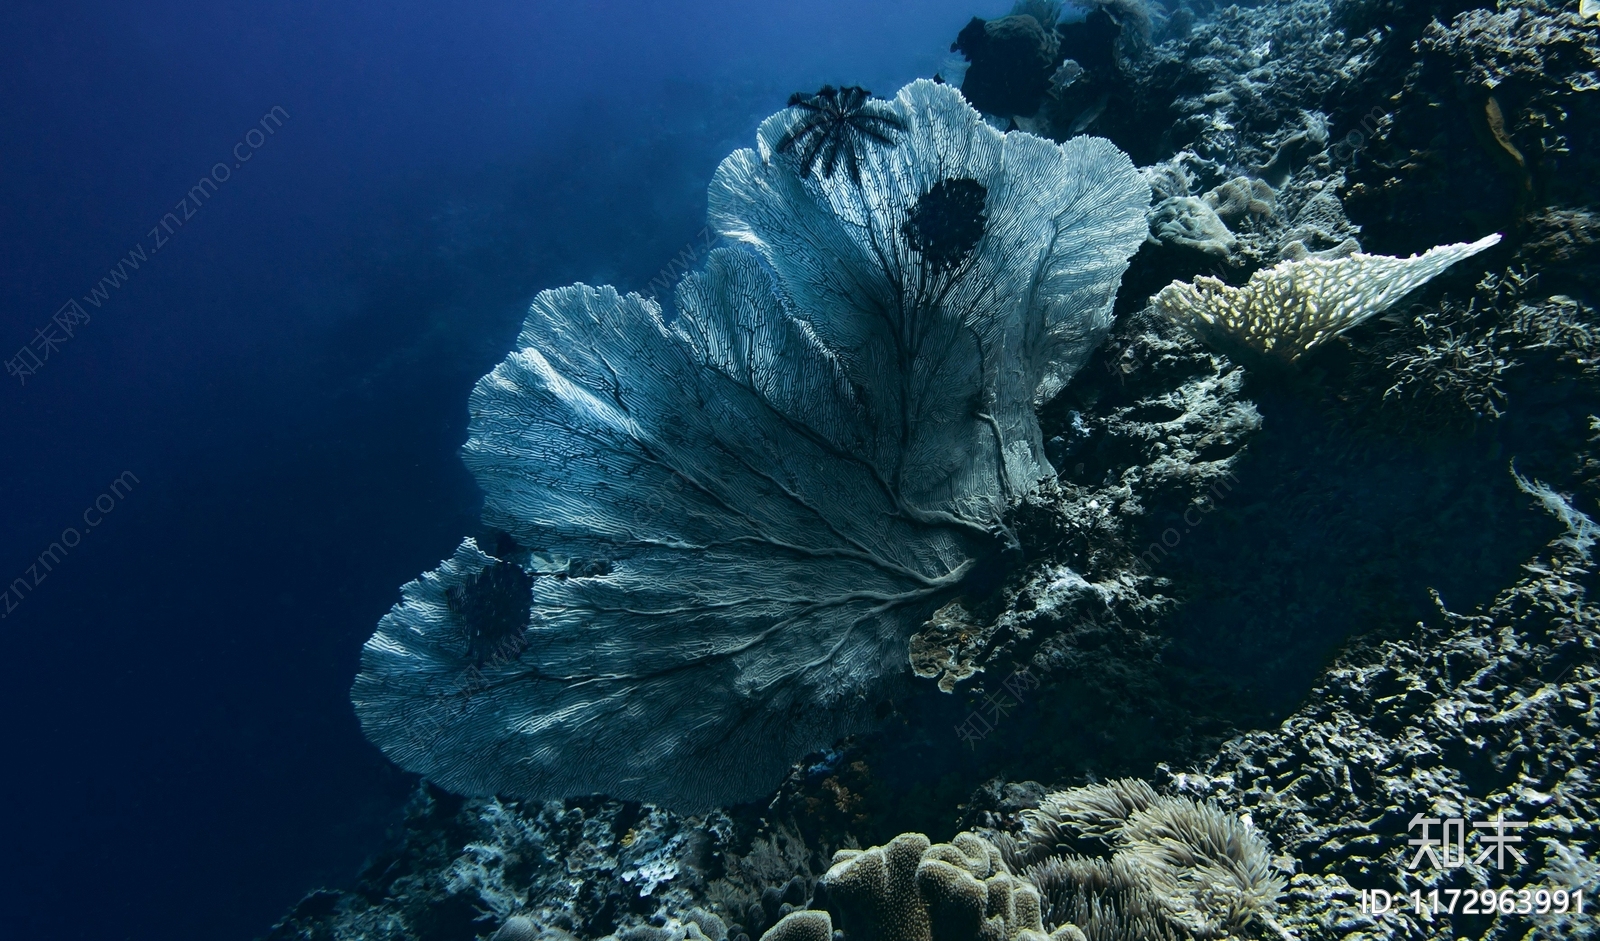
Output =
[{"x1": 775, "y1": 85, "x2": 907, "y2": 185}]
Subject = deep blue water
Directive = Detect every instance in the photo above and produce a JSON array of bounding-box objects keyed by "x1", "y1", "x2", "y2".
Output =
[{"x1": 0, "y1": 3, "x2": 982, "y2": 939}]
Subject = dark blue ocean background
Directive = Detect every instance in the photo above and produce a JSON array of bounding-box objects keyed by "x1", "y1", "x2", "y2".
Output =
[{"x1": 0, "y1": 3, "x2": 982, "y2": 938}]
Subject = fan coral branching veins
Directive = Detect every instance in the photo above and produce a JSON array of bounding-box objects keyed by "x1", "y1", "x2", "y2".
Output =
[
  {"x1": 352, "y1": 80, "x2": 1150, "y2": 811},
  {"x1": 774, "y1": 85, "x2": 907, "y2": 184}
]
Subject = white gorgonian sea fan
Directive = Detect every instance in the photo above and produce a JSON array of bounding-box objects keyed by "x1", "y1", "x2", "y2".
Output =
[{"x1": 353, "y1": 80, "x2": 1150, "y2": 810}]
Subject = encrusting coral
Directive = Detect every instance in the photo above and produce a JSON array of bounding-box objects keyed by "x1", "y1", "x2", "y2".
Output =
[
  {"x1": 1152, "y1": 234, "x2": 1502, "y2": 362},
  {"x1": 1145, "y1": 175, "x2": 1279, "y2": 262},
  {"x1": 352, "y1": 80, "x2": 1150, "y2": 811},
  {"x1": 1148, "y1": 197, "x2": 1236, "y2": 258}
]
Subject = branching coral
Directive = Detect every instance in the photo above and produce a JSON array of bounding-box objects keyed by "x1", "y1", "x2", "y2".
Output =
[
  {"x1": 353, "y1": 80, "x2": 1149, "y2": 811},
  {"x1": 1511, "y1": 470, "x2": 1600, "y2": 562},
  {"x1": 1153, "y1": 234, "x2": 1502, "y2": 362},
  {"x1": 1509, "y1": 293, "x2": 1600, "y2": 374},
  {"x1": 1377, "y1": 298, "x2": 1515, "y2": 421},
  {"x1": 1358, "y1": 268, "x2": 1600, "y2": 424}
]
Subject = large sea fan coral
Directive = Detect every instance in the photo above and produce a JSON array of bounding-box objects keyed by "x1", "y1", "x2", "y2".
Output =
[{"x1": 352, "y1": 80, "x2": 1149, "y2": 810}]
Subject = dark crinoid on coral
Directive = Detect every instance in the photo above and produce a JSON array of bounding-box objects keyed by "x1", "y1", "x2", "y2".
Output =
[
  {"x1": 901, "y1": 178, "x2": 988, "y2": 274},
  {"x1": 775, "y1": 85, "x2": 906, "y2": 184},
  {"x1": 445, "y1": 559, "x2": 534, "y2": 665}
]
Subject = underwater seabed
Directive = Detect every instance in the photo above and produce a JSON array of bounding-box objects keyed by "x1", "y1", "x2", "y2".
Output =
[{"x1": 269, "y1": 0, "x2": 1600, "y2": 939}]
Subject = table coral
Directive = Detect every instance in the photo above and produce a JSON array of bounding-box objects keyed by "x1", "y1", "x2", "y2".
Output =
[{"x1": 1152, "y1": 235, "x2": 1501, "y2": 362}]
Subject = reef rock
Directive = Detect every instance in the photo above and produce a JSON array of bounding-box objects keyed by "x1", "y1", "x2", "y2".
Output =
[{"x1": 1162, "y1": 477, "x2": 1600, "y2": 941}]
